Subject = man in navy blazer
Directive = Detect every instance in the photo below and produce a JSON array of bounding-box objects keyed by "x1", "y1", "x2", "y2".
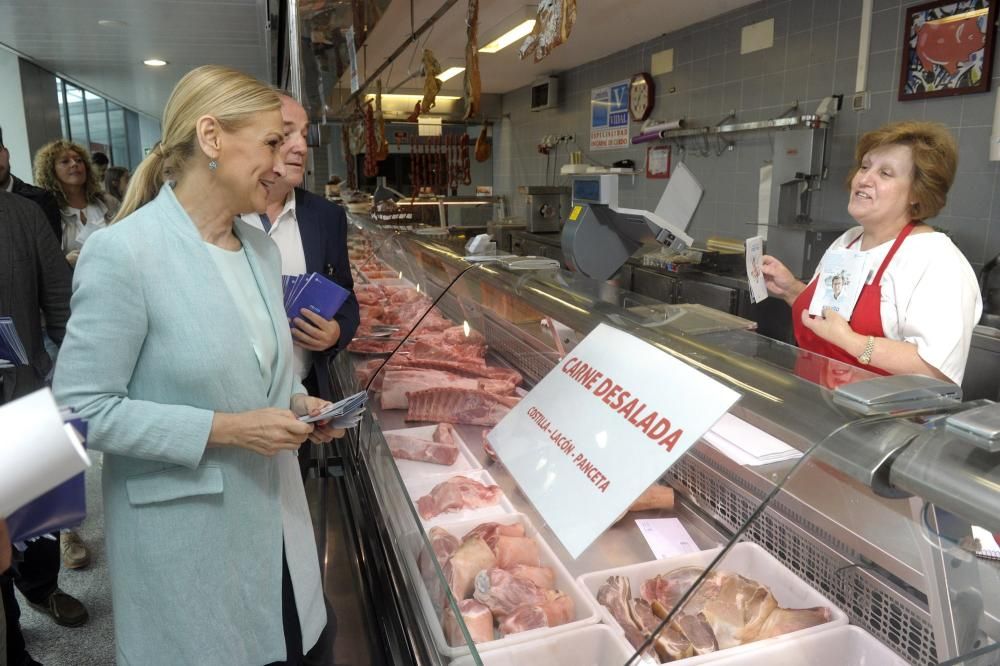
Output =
[{"x1": 240, "y1": 94, "x2": 359, "y2": 451}]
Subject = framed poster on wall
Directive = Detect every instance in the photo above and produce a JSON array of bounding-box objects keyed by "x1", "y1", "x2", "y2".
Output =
[
  {"x1": 646, "y1": 145, "x2": 671, "y2": 179},
  {"x1": 898, "y1": 0, "x2": 998, "y2": 100}
]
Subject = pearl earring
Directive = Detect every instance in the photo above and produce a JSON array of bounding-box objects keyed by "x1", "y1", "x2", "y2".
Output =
[{"x1": 208, "y1": 160, "x2": 218, "y2": 170}]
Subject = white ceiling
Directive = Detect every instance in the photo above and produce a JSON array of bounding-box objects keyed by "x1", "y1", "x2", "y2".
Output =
[
  {"x1": 0, "y1": 0, "x2": 270, "y2": 118},
  {"x1": 343, "y1": 0, "x2": 758, "y2": 96},
  {"x1": 0, "y1": 0, "x2": 756, "y2": 119}
]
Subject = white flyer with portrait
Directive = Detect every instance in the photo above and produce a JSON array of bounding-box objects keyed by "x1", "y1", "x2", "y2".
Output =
[
  {"x1": 808, "y1": 248, "x2": 873, "y2": 320},
  {"x1": 745, "y1": 236, "x2": 767, "y2": 303}
]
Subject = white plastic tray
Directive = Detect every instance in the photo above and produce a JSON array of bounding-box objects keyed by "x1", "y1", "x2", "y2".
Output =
[
  {"x1": 449, "y1": 624, "x2": 633, "y2": 666},
  {"x1": 383, "y1": 424, "x2": 482, "y2": 481},
  {"x1": 409, "y1": 513, "x2": 599, "y2": 660},
  {"x1": 577, "y1": 542, "x2": 848, "y2": 664},
  {"x1": 405, "y1": 469, "x2": 515, "y2": 528},
  {"x1": 706, "y1": 625, "x2": 907, "y2": 665}
]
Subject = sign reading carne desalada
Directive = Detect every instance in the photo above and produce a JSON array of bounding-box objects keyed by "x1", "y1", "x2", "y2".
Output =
[{"x1": 488, "y1": 324, "x2": 739, "y2": 558}]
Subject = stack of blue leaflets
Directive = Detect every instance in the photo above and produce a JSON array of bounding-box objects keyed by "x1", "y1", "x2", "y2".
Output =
[
  {"x1": 0, "y1": 317, "x2": 28, "y2": 366},
  {"x1": 283, "y1": 273, "x2": 351, "y2": 322},
  {"x1": 298, "y1": 390, "x2": 368, "y2": 428}
]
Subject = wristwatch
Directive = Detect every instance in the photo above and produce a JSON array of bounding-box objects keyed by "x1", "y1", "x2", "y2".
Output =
[{"x1": 858, "y1": 336, "x2": 875, "y2": 365}]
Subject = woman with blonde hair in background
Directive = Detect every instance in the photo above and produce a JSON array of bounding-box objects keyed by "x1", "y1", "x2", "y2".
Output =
[
  {"x1": 103, "y1": 165, "x2": 130, "y2": 202},
  {"x1": 33, "y1": 140, "x2": 119, "y2": 268},
  {"x1": 54, "y1": 65, "x2": 340, "y2": 664}
]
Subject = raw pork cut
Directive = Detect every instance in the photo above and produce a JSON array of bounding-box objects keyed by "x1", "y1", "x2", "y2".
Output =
[
  {"x1": 444, "y1": 598, "x2": 494, "y2": 646},
  {"x1": 596, "y1": 575, "x2": 653, "y2": 655},
  {"x1": 444, "y1": 536, "x2": 496, "y2": 600},
  {"x1": 507, "y1": 564, "x2": 555, "y2": 590},
  {"x1": 494, "y1": 535, "x2": 541, "y2": 568},
  {"x1": 699, "y1": 573, "x2": 777, "y2": 648},
  {"x1": 497, "y1": 592, "x2": 574, "y2": 635},
  {"x1": 406, "y1": 388, "x2": 517, "y2": 427},
  {"x1": 752, "y1": 606, "x2": 832, "y2": 641},
  {"x1": 472, "y1": 568, "x2": 550, "y2": 619},
  {"x1": 628, "y1": 484, "x2": 675, "y2": 513},
  {"x1": 415, "y1": 475, "x2": 503, "y2": 520},
  {"x1": 385, "y1": 423, "x2": 459, "y2": 466},
  {"x1": 380, "y1": 369, "x2": 478, "y2": 409},
  {"x1": 461, "y1": 522, "x2": 525, "y2": 550}
]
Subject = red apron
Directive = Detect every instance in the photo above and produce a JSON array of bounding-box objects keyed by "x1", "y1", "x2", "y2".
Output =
[{"x1": 791, "y1": 222, "x2": 917, "y2": 384}]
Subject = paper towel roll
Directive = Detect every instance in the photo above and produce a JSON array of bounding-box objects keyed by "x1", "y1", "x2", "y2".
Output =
[
  {"x1": 642, "y1": 119, "x2": 686, "y2": 134},
  {"x1": 0, "y1": 388, "x2": 91, "y2": 517}
]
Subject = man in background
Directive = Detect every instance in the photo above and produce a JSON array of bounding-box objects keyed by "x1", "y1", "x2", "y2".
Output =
[
  {"x1": 240, "y1": 93, "x2": 360, "y2": 472},
  {"x1": 0, "y1": 128, "x2": 61, "y2": 242},
  {"x1": 89, "y1": 151, "x2": 109, "y2": 185},
  {"x1": 0, "y1": 191, "x2": 88, "y2": 665}
]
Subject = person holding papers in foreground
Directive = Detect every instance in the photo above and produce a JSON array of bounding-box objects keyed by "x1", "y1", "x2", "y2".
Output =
[
  {"x1": 761, "y1": 121, "x2": 981, "y2": 385},
  {"x1": 53, "y1": 66, "x2": 343, "y2": 665}
]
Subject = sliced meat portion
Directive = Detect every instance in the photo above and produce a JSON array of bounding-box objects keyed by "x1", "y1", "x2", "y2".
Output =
[
  {"x1": 497, "y1": 592, "x2": 574, "y2": 635},
  {"x1": 641, "y1": 567, "x2": 722, "y2": 616},
  {"x1": 444, "y1": 536, "x2": 496, "y2": 601},
  {"x1": 494, "y1": 535, "x2": 541, "y2": 569},
  {"x1": 507, "y1": 564, "x2": 555, "y2": 590},
  {"x1": 472, "y1": 567, "x2": 550, "y2": 619},
  {"x1": 415, "y1": 475, "x2": 503, "y2": 520},
  {"x1": 676, "y1": 612, "x2": 719, "y2": 656},
  {"x1": 481, "y1": 429, "x2": 500, "y2": 462},
  {"x1": 700, "y1": 573, "x2": 776, "y2": 648},
  {"x1": 380, "y1": 369, "x2": 478, "y2": 410},
  {"x1": 444, "y1": 598, "x2": 494, "y2": 646},
  {"x1": 461, "y1": 522, "x2": 525, "y2": 550},
  {"x1": 385, "y1": 428, "x2": 459, "y2": 466},
  {"x1": 406, "y1": 388, "x2": 514, "y2": 427},
  {"x1": 596, "y1": 575, "x2": 649, "y2": 653},
  {"x1": 427, "y1": 526, "x2": 459, "y2": 568},
  {"x1": 752, "y1": 606, "x2": 832, "y2": 641}
]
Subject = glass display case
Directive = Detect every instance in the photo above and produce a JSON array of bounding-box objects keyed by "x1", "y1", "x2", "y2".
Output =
[{"x1": 326, "y1": 216, "x2": 1000, "y2": 665}]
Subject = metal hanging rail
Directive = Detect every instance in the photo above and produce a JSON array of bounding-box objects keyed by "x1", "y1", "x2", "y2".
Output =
[{"x1": 339, "y1": 0, "x2": 461, "y2": 112}]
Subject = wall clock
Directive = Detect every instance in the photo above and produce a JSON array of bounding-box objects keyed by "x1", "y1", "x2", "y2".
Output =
[{"x1": 629, "y1": 72, "x2": 654, "y2": 122}]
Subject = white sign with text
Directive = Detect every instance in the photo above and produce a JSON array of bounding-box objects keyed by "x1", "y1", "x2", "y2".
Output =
[{"x1": 488, "y1": 324, "x2": 740, "y2": 558}]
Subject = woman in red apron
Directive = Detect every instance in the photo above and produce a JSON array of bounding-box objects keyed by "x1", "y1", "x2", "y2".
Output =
[{"x1": 761, "y1": 121, "x2": 981, "y2": 386}]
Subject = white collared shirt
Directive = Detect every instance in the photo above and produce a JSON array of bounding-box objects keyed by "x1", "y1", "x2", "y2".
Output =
[
  {"x1": 61, "y1": 202, "x2": 108, "y2": 253},
  {"x1": 241, "y1": 192, "x2": 311, "y2": 380},
  {"x1": 3, "y1": 177, "x2": 13, "y2": 193}
]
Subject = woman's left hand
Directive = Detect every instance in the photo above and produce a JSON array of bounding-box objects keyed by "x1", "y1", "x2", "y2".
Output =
[
  {"x1": 799, "y1": 307, "x2": 858, "y2": 351},
  {"x1": 290, "y1": 393, "x2": 346, "y2": 443},
  {"x1": 291, "y1": 309, "x2": 342, "y2": 352}
]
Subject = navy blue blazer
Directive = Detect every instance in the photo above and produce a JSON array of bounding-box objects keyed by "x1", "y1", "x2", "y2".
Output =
[{"x1": 294, "y1": 188, "x2": 360, "y2": 395}]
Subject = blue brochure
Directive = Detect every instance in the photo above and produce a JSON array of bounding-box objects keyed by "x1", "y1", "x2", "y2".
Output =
[{"x1": 284, "y1": 272, "x2": 350, "y2": 321}]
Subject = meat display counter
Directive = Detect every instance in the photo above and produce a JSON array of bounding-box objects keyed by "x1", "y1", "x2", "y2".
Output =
[{"x1": 323, "y1": 218, "x2": 1000, "y2": 665}]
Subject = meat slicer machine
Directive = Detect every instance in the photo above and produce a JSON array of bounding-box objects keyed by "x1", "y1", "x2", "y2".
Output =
[{"x1": 560, "y1": 164, "x2": 702, "y2": 281}]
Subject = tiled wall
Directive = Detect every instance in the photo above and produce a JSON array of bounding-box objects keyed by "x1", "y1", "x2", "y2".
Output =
[{"x1": 495, "y1": 0, "x2": 1000, "y2": 271}]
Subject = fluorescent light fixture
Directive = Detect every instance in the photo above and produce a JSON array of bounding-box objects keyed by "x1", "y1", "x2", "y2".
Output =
[
  {"x1": 436, "y1": 66, "x2": 466, "y2": 82},
  {"x1": 480, "y1": 19, "x2": 535, "y2": 53},
  {"x1": 143, "y1": 59, "x2": 168, "y2": 67},
  {"x1": 479, "y1": 6, "x2": 537, "y2": 54},
  {"x1": 98, "y1": 19, "x2": 127, "y2": 27},
  {"x1": 365, "y1": 93, "x2": 461, "y2": 102}
]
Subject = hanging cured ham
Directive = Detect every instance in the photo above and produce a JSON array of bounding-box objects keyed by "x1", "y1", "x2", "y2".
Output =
[
  {"x1": 421, "y1": 49, "x2": 443, "y2": 113},
  {"x1": 374, "y1": 79, "x2": 389, "y2": 161},
  {"x1": 518, "y1": 0, "x2": 577, "y2": 63},
  {"x1": 463, "y1": 0, "x2": 482, "y2": 119}
]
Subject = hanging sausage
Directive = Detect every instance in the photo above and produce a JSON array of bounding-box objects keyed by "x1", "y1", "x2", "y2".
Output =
[
  {"x1": 463, "y1": 0, "x2": 481, "y2": 120},
  {"x1": 475, "y1": 122, "x2": 491, "y2": 162},
  {"x1": 460, "y1": 133, "x2": 471, "y2": 186},
  {"x1": 363, "y1": 100, "x2": 379, "y2": 178},
  {"x1": 374, "y1": 79, "x2": 389, "y2": 162},
  {"x1": 342, "y1": 124, "x2": 356, "y2": 190}
]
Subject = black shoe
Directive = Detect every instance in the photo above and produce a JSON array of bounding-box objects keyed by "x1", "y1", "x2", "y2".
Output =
[{"x1": 28, "y1": 588, "x2": 89, "y2": 627}]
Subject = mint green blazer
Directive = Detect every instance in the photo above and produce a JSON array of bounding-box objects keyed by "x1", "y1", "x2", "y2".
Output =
[{"x1": 53, "y1": 185, "x2": 325, "y2": 665}]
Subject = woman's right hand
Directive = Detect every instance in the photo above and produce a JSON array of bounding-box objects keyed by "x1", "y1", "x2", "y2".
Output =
[
  {"x1": 208, "y1": 408, "x2": 315, "y2": 456},
  {"x1": 761, "y1": 255, "x2": 806, "y2": 305}
]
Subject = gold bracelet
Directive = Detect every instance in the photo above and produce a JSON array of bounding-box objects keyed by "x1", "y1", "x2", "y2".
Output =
[{"x1": 858, "y1": 335, "x2": 875, "y2": 365}]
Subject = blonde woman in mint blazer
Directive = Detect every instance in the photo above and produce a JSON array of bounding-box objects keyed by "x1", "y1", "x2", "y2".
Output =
[{"x1": 53, "y1": 66, "x2": 342, "y2": 665}]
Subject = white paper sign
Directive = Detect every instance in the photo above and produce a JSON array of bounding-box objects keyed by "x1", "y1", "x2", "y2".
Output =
[
  {"x1": 635, "y1": 518, "x2": 700, "y2": 559},
  {"x1": 745, "y1": 236, "x2": 768, "y2": 304},
  {"x1": 487, "y1": 324, "x2": 740, "y2": 558}
]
